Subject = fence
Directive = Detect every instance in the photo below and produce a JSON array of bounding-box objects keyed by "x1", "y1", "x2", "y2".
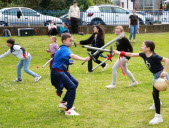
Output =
[{"x1": 0, "y1": 9, "x2": 169, "y2": 27}]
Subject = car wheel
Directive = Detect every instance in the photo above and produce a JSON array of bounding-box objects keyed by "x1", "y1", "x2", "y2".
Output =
[
  {"x1": 0, "y1": 21, "x2": 8, "y2": 26},
  {"x1": 90, "y1": 18, "x2": 106, "y2": 25}
]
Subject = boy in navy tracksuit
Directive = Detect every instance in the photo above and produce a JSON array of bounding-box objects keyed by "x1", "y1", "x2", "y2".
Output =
[{"x1": 51, "y1": 33, "x2": 89, "y2": 116}]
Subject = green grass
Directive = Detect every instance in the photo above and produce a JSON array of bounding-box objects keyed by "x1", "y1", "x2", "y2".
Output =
[{"x1": 0, "y1": 33, "x2": 169, "y2": 128}]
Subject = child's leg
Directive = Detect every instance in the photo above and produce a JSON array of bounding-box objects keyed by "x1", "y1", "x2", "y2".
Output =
[
  {"x1": 17, "y1": 60, "x2": 24, "y2": 79},
  {"x1": 51, "y1": 69, "x2": 63, "y2": 96},
  {"x1": 23, "y1": 55, "x2": 38, "y2": 77},
  {"x1": 122, "y1": 57, "x2": 137, "y2": 82},
  {"x1": 88, "y1": 58, "x2": 93, "y2": 72},
  {"x1": 61, "y1": 72, "x2": 78, "y2": 109},
  {"x1": 112, "y1": 59, "x2": 120, "y2": 85},
  {"x1": 152, "y1": 86, "x2": 160, "y2": 114}
]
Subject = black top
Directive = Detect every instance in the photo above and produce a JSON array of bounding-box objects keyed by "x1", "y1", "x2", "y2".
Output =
[
  {"x1": 129, "y1": 15, "x2": 139, "y2": 25},
  {"x1": 139, "y1": 53, "x2": 163, "y2": 74},
  {"x1": 116, "y1": 37, "x2": 133, "y2": 60},
  {"x1": 79, "y1": 33, "x2": 104, "y2": 52}
]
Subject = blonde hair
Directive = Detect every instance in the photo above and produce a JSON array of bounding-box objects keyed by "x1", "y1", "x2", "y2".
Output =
[
  {"x1": 50, "y1": 36, "x2": 57, "y2": 42},
  {"x1": 115, "y1": 26, "x2": 124, "y2": 32}
]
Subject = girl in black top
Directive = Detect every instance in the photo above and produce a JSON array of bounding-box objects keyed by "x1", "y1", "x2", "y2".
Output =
[
  {"x1": 106, "y1": 26, "x2": 138, "y2": 89},
  {"x1": 79, "y1": 25, "x2": 107, "y2": 72},
  {"x1": 114, "y1": 40, "x2": 169, "y2": 125},
  {"x1": 129, "y1": 9, "x2": 139, "y2": 43}
]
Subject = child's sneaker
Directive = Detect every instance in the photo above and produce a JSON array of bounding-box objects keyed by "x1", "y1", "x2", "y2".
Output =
[
  {"x1": 102, "y1": 64, "x2": 108, "y2": 71},
  {"x1": 34, "y1": 75, "x2": 41, "y2": 83},
  {"x1": 149, "y1": 113, "x2": 163, "y2": 124},
  {"x1": 149, "y1": 102, "x2": 162, "y2": 110},
  {"x1": 58, "y1": 102, "x2": 75, "y2": 109},
  {"x1": 129, "y1": 81, "x2": 138, "y2": 86},
  {"x1": 105, "y1": 84, "x2": 116, "y2": 89},
  {"x1": 14, "y1": 78, "x2": 22, "y2": 82},
  {"x1": 65, "y1": 108, "x2": 80, "y2": 116}
]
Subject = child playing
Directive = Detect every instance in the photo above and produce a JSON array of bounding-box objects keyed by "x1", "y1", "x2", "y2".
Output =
[
  {"x1": 46, "y1": 36, "x2": 59, "y2": 69},
  {"x1": 114, "y1": 40, "x2": 169, "y2": 124},
  {"x1": 0, "y1": 38, "x2": 41, "y2": 82},
  {"x1": 59, "y1": 22, "x2": 70, "y2": 36},
  {"x1": 106, "y1": 26, "x2": 138, "y2": 89},
  {"x1": 51, "y1": 33, "x2": 90, "y2": 116}
]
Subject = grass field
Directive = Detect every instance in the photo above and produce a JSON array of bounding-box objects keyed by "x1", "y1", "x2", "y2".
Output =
[{"x1": 0, "y1": 33, "x2": 169, "y2": 128}]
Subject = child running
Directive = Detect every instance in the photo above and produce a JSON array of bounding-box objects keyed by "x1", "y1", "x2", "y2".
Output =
[
  {"x1": 114, "y1": 40, "x2": 169, "y2": 124},
  {"x1": 0, "y1": 38, "x2": 41, "y2": 82},
  {"x1": 46, "y1": 36, "x2": 59, "y2": 69},
  {"x1": 106, "y1": 26, "x2": 138, "y2": 89},
  {"x1": 51, "y1": 33, "x2": 90, "y2": 116}
]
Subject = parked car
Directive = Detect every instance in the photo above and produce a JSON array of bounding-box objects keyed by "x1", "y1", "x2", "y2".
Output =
[
  {"x1": 0, "y1": 7, "x2": 62, "y2": 26},
  {"x1": 59, "y1": 12, "x2": 87, "y2": 26},
  {"x1": 82, "y1": 4, "x2": 151, "y2": 25},
  {"x1": 136, "y1": 11, "x2": 154, "y2": 25}
]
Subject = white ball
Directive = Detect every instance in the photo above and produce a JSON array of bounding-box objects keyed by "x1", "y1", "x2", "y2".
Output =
[{"x1": 154, "y1": 78, "x2": 168, "y2": 91}]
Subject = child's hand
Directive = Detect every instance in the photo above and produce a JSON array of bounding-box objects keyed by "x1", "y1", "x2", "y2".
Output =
[
  {"x1": 113, "y1": 50, "x2": 120, "y2": 55},
  {"x1": 84, "y1": 57, "x2": 90, "y2": 61},
  {"x1": 160, "y1": 71, "x2": 167, "y2": 78},
  {"x1": 69, "y1": 60, "x2": 75, "y2": 65}
]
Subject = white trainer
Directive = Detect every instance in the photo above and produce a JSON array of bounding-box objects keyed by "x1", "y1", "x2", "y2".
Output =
[
  {"x1": 58, "y1": 102, "x2": 75, "y2": 109},
  {"x1": 34, "y1": 75, "x2": 41, "y2": 83},
  {"x1": 102, "y1": 64, "x2": 108, "y2": 71},
  {"x1": 149, "y1": 102, "x2": 162, "y2": 110},
  {"x1": 65, "y1": 109, "x2": 80, "y2": 116},
  {"x1": 129, "y1": 81, "x2": 138, "y2": 86},
  {"x1": 149, "y1": 113, "x2": 163, "y2": 124},
  {"x1": 106, "y1": 84, "x2": 116, "y2": 89}
]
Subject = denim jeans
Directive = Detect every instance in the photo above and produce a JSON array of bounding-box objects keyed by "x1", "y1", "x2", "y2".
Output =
[
  {"x1": 129, "y1": 25, "x2": 138, "y2": 40},
  {"x1": 17, "y1": 55, "x2": 38, "y2": 79},
  {"x1": 51, "y1": 69, "x2": 78, "y2": 109}
]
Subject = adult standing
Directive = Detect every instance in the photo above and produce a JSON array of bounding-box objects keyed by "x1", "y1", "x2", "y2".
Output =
[
  {"x1": 68, "y1": 0, "x2": 80, "y2": 34},
  {"x1": 129, "y1": 9, "x2": 139, "y2": 43}
]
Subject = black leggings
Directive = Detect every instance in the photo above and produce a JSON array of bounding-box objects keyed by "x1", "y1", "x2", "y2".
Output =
[{"x1": 152, "y1": 86, "x2": 160, "y2": 114}]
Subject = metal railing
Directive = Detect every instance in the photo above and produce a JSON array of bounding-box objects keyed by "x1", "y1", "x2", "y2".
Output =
[{"x1": 0, "y1": 10, "x2": 169, "y2": 27}]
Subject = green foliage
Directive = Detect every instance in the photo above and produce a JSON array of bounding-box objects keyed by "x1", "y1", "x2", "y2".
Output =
[{"x1": 0, "y1": 33, "x2": 169, "y2": 127}]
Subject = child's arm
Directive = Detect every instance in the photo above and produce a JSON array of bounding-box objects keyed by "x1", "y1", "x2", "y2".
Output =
[
  {"x1": 70, "y1": 54, "x2": 90, "y2": 61},
  {"x1": 114, "y1": 50, "x2": 140, "y2": 57},
  {"x1": 0, "y1": 49, "x2": 11, "y2": 59},
  {"x1": 161, "y1": 57, "x2": 169, "y2": 77}
]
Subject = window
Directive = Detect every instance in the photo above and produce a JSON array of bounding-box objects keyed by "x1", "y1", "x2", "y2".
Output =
[
  {"x1": 3, "y1": 8, "x2": 20, "y2": 16},
  {"x1": 99, "y1": 6, "x2": 113, "y2": 13},
  {"x1": 21, "y1": 8, "x2": 38, "y2": 16},
  {"x1": 113, "y1": 7, "x2": 127, "y2": 14}
]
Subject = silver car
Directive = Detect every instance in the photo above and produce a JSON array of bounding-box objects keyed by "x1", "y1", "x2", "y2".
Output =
[
  {"x1": 0, "y1": 7, "x2": 62, "y2": 26},
  {"x1": 83, "y1": 4, "x2": 148, "y2": 25}
]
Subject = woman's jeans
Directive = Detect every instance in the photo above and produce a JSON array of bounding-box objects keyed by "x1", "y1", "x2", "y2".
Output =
[
  {"x1": 17, "y1": 55, "x2": 38, "y2": 79},
  {"x1": 129, "y1": 25, "x2": 138, "y2": 40}
]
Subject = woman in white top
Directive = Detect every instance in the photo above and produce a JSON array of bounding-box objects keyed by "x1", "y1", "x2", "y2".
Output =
[{"x1": 48, "y1": 20, "x2": 58, "y2": 35}]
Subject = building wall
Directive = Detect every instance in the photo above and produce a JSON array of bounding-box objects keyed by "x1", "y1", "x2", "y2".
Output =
[{"x1": 112, "y1": 0, "x2": 133, "y2": 9}]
